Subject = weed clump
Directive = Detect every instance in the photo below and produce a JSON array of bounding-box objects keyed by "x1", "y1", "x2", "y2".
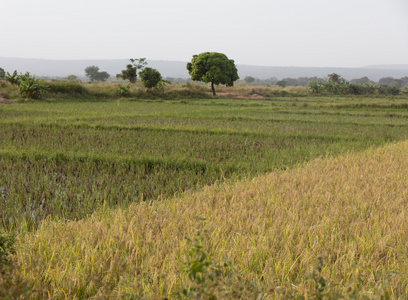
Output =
[{"x1": 173, "y1": 223, "x2": 263, "y2": 299}]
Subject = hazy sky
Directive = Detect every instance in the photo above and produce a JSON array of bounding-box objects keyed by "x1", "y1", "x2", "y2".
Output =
[{"x1": 2, "y1": 0, "x2": 408, "y2": 67}]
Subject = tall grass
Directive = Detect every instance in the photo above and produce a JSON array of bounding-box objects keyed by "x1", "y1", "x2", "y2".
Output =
[{"x1": 44, "y1": 81, "x2": 89, "y2": 95}]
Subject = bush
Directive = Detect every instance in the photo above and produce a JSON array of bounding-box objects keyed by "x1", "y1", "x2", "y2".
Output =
[
  {"x1": 16, "y1": 72, "x2": 49, "y2": 99},
  {"x1": 386, "y1": 85, "x2": 400, "y2": 96},
  {"x1": 117, "y1": 83, "x2": 131, "y2": 97},
  {"x1": 6, "y1": 70, "x2": 19, "y2": 85},
  {"x1": 308, "y1": 81, "x2": 324, "y2": 94},
  {"x1": 139, "y1": 67, "x2": 163, "y2": 89},
  {"x1": 308, "y1": 80, "x2": 401, "y2": 96}
]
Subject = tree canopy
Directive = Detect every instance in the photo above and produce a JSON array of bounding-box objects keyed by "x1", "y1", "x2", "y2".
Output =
[
  {"x1": 116, "y1": 58, "x2": 147, "y2": 83},
  {"x1": 327, "y1": 73, "x2": 345, "y2": 84},
  {"x1": 84, "y1": 66, "x2": 110, "y2": 82},
  {"x1": 186, "y1": 52, "x2": 239, "y2": 96},
  {"x1": 244, "y1": 76, "x2": 255, "y2": 84},
  {"x1": 139, "y1": 67, "x2": 162, "y2": 89}
]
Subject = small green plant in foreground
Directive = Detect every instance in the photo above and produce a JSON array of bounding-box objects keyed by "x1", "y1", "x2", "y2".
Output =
[
  {"x1": 172, "y1": 221, "x2": 263, "y2": 299},
  {"x1": 172, "y1": 228, "x2": 397, "y2": 299},
  {"x1": 0, "y1": 232, "x2": 15, "y2": 264}
]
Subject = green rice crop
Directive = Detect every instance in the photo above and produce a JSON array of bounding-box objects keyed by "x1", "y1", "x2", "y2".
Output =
[{"x1": 1, "y1": 96, "x2": 408, "y2": 231}]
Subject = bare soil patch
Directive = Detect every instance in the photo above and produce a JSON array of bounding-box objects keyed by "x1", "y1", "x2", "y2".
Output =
[
  {"x1": 0, "y1": 96, "x2": 16, "y2": 104},
  {"x1": 214, "y1": 92, "x2": 265, "y2": 99}
]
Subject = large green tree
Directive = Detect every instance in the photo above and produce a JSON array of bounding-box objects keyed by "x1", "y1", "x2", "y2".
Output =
[{"x1": 187, "y1": 52, "x2": 239, "y2": 96}]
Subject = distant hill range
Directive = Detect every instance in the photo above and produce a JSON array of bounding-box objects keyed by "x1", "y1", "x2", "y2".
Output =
[{"x1": 1, "y1": 57, "x2": 407, "y2": 81}]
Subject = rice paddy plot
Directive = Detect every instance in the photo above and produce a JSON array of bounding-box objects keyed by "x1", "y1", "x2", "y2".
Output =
[{"x1": 1, "y1": 96, "x2": 408, "y2": 230}]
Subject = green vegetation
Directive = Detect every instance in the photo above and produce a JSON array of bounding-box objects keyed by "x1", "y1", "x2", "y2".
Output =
[
  {"x1": 187, "y1": 52, "x2": 239, "y2": 96},
  {"x1": 0, "y1": 67, "x2": 5, "y2": 79},
  {"x1": 2, "y1": 96, "x2": 408, "y2": 231},
  {"x1": 1, "y1": 88, "x2": 408, "y2": 298},
  {"x1": 116, "y1": 58, "x2": 147, "y2": 83},
  {"x1": 84, "y1": 65, "x2": 110, "y2": 82},
  {"x1": 1, "y1": 70, "x2": 405, "y2": 102},
  {"x1": 308, "y1": 74, "x2": 401, "y2": 96},
  {"x1": 139, "y1": 67, "x2": 163, "y2": 89},
  {"x1": 5, "y1": 71, "x2": 49, "y2": 99},
  {"x1": 11, "y1": 140, "x2": 408, "y2": 298}
]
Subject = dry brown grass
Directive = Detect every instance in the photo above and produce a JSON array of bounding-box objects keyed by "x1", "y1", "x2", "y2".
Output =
[
  {"x1": 0, "y1": 80, "x2": 20, "y2": 100},
  {"x1": 216, "y1": 84, "x2": 310, "y2": 97},
  {"x1": 10, "y1": 141, "x2": 408, "y2": 298}
]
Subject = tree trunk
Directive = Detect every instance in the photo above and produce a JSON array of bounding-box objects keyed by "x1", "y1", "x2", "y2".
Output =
[{"x1": 211, "y1": 81, "x2": 216, "y2": 96}]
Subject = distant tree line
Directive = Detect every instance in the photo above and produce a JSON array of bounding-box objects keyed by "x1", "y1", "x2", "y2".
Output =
[
  {"x1": 242, "y1": 74, "x2": 408, "y2": 88},
  {"x1": 2, "y1": 55, "x2": 407, "y2": 98},
  {"x1": 307, "y1": 73, "x2": 401, "y2": 95}
]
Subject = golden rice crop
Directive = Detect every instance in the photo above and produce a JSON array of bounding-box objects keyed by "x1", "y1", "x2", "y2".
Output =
[{"x1": 9, "y1": 140, "x2": 408, "y2": 298}]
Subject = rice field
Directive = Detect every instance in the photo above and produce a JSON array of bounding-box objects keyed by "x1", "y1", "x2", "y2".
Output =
[
  {"x1": 1, "y1": 96, "x2": 408, "y2": 231},
  {"x1": 2, "y1": 95, "x2": 408, "y2": 298},
  {"x1": 4, "y1": 123, "x2": 408, "y2": 299}
]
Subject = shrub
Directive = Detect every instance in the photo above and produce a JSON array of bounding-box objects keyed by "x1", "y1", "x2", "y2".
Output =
[
  {"x1": 139, "y1": 67, "x2": 163, "y2": 89},
  {"x1": 117, "y1": 83, "x2": 131, "y2": 97},
  {"x1": 308, "y1": 81, "x2": 324, "y2": 94},
  {"x1": 6, "y1": 70, "x2": 19, "y2": 85},
  {"x1": 16, "y1": 72, "x2": 49, "y2": 99},
  {"x1": 386, "y1": 85, "x2": 400, "y2": 96},
  {"x1": 377, "y1": 84, "x2": 391, "y2": 95}
]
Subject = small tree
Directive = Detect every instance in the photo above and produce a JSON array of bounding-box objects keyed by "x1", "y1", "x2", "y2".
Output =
[
  {"x1": 277, "y1": 80, "x2": 287, "y2": 88},
  {"x1": 84, "y1": 65, "x2": 110, "y2": 82},
  {"x1": 65, "y1": 75, "x2": 78, "y2": 82},
  {"x1": 116, "y1": 58, "x2": 147, "y2": 83},
  {"x1": 95, "y1": 71, "x2": 110, "y2": 82},
  {"x1": 0, "y1": 67, "x2": 5, "y2": 79},
  {"x1": 327, "y1": 73, "x2": 344, "y2": 84},
  {"x1": 139, "y1": 67, "x2": 162, "y2": 89},
  {"x1": 350, "y1": 77, "x2": 373, "y2": 85},
  {"x1": 187, "y1": 52, "x2": 239, "y2": 96},
  {"x1": 244, "y1": 76, "x2": 255, "y2": 84}
]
